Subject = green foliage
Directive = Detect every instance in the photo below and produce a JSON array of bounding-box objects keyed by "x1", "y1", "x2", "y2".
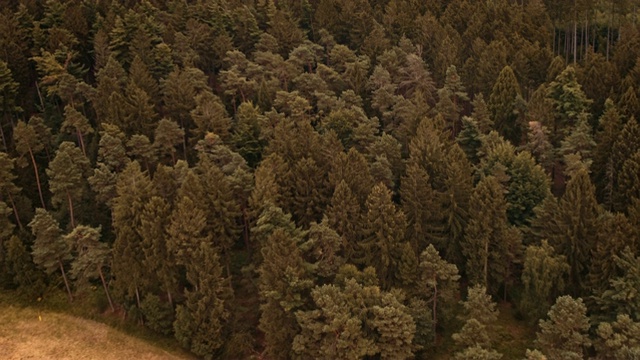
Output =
[
  {"x1": 140, "y1": 293, "x2": 174, "y2": 336},
  {"x1": 535, "y1": 296, "x2": 591, "y2": 360}
]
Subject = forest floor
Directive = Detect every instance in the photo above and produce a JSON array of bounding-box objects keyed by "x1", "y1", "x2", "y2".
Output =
[{"x1": 0, "y1": 290, "x2": 194, "y2": 360}]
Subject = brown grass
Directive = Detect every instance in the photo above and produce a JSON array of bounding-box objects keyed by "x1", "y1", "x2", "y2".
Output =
[{"x1": 0, "y1": 303, "x2": 190, "y2": 360}]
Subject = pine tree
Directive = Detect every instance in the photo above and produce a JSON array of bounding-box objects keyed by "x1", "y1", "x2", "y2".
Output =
[
  {"x1": 13, "y1": 120, "x2": 46, "y2": 209},
  {"x1": 46, "y1": 142, "x2": 90, "y2": 228},
  {"x1": 530, "y1": 168, "x2": 600, "y2": 295},
  {"x1": 611, "y1": 117, "x2": 640, "y2": 212},
  {"x1": 174, "y1": 242, "x2": 232, "y2": 358},
  {"x1": 453, "y1": 285, "x2": 502, "y2": 360},
  {"x1": 520, "y1": 241, "x2": 570, "y2": 322},
  {"x1": 362, "y1": 183, "x2": 407, "y2": 289},
  {"x1": 190, "y1": 92, "x2": 232, "y2": 145},
  {"x1": 593, "y1": 100, "x2": 623, "y2": 207},
  {"x1": 29, "y1": 208, "x2": 72, "y2": 301},
  {"x1": 154, "y1": 118, "x2": 185, "y2": 164},
  {"x1": 595, "y1": 314, "x2": 640, "y2": 359},
  {"x1": 111, "y1": 161, "x2": 154, "y2": 308},
  {"x1": 463, "y1": 176, "x2": 522, "y2": 297},
  {"x1": 61, "y1": 105, "x2": 93, "y2": 156},
  {"x1": 418, "y1": 244, "x2": 461, "y2": 342},
  {"x1": 546, "y1": 66, "x2": 592, "y2": 147},
  {"x1": 67, "y1": 225, "x2": 114, "y2": 312},
  {"x1": 437, "y1": 65, "x2": 469, "y2": 137},
  {"x1": 258, "y1": 228, "x2": 312, "y2": 360},
  {"x1": 535, "y1": 296, "x2": 591, "y2": 360},
  {"x1": 488, "y1": 65, "x2": 523, "y2": 145},
  {"x1": 232, "y1": 101, "x2": 265, "y2": 167},
  {"x1": 139, "y1": 195, "x2": 176, "y2": 305},
  {"x1": 0, "y1": 152, "x2": 22, "y2": 229},
  {"x1": 400, "y1": 162, "x2": 437, "y2": 252},
  {"x1": 595, "y1": 247, "x2": 640, "y2": 320},
  {"x1": 325, "y1": 180, "x2": 364, "y2": 263},
  {"x1": 0, "y1": 60, "x2": 21, "y2": 151}
]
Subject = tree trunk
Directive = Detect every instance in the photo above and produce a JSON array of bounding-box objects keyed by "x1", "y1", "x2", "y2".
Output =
[
  {"x1": 29, "y1": 146, "x2": 46, "y2": 209},
  {"x1": 98, "y1": 266, "x2": 115, "y2": 312},
  {"x1": 66, "y1": 190, "x2": 75, "y2": 228},
  {"x1": 242, "y1": 206, "x2": 251, "y2": 252},
  {"x1": 76, "y1": 128, "x2": 86, "y2": 157},
  {"x1": 0, "y1": 118, "x2": 7, "y2": 152},
  {"x1": 167, "y1": 289, "x2": 173, "y2": 307},
  {"x1": 573, "y1": 7, "x2": 578, "y2": 64},
  {"x1": 59, "y1": 260, "x2": 73, "y2": 302},
  {"x1": 7, "y1": 192, "x2": 22, "y2": 230},
  {"x1": 135, "y1": 285, "x2": 142, "y2": 309}
]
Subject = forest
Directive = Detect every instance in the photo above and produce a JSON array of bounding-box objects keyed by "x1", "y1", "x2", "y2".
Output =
[{"x1": 0, "y1": 0, "x2": 640, "y2": 358}]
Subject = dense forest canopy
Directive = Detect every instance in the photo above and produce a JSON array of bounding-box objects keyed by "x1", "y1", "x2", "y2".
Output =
[{"x1": 1, "y1": 0, "x2": 640, "y2": 358}]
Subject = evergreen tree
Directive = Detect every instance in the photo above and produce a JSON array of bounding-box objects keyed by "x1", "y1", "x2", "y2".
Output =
[
  {"x1": 546, "y1": 66, "x2": 592, "y2": 147},
  {"x1": 61, "y1": 105, "x2": 93, "y2": 156},
  {"x1": 418, "y1": 244, "x2": 460, "y2": 342},
  {"x1": 0, "y1": 152, "x2": 22, "y2": 229},
  {"x1": 530, "y1": 168, "x2": 600, "y2": 295},
  {"x1": 535, "y1": 296, "x2": 591, "y2": 360},
  {"x1": 29, "y1": 208, "x2": 72, "y2": 301},
  {"x1": 154, "y1": 118, "x2": 185, "y2": 164},
  {"x1": 595, "y1": 247, "x2": 640, "y2": 320},
  {"x1": 67, "y1": 225, "x2": 114, "y2": 312},
  {"x1": 453, "y1": 285, "x2": 502, "y2": 360},
  {"x1": 46, "y1": 142, "x2": 90, "y2": 229},
  {"x1": 520, "y1": 240, "x2": 570, "y2": 322},
  {"x1": 111, "y1": 161, "x2": 154, "y2": 308},
  {"x1": 463, "y1": 176, "x2": 522, "y2": 298},
  {"x1": 325, "y1": 180, "x2": 364, "y2": 263},
  {"x1": 258, "y1": 228, "x2": 312, "y2": 360},
  {"x1": 362, "y1": 183, "x2": 407, "y2": 288},
  {"x1": 489, "y1": 65, "x2": 523, "y2": 145},
  {"x1": 174, "y1": 242, "x2": 232, "y2": 358},
  {"x1": 595, "y1": 314, "x2": 640, "y2": 359},
  {"x1": 13, "y1": 120, "x2": 46, "y2": 209},
  {"x1": 593, "y1": 100, "x2": 624, "y2": 207}
]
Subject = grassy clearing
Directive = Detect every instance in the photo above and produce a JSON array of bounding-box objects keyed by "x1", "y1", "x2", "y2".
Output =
[{"x1": 0, "y1": 290, "x2": 194, "y2": 360}]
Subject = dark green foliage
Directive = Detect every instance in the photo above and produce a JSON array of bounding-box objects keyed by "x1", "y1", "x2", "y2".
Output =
[{"x1": 140, "y1": 293, "x2": 174, "y2": 335}]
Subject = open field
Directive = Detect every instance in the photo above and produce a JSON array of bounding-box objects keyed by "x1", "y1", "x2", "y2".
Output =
[{"x1": 0, "y1": 302, "x2": 191, "y2": 360}]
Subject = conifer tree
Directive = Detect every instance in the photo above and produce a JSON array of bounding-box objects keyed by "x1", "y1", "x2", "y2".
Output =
[
  {"x1": 593, "y1": 100, "x2": 623, "y2": 207},
  {"x1": 190, "y1": 92, "x2": 232, "y2": 145},
  {"x1": 174, "y1": 242, "x2": 232, "y2": 358},
  {"x1": 546, "y1": 66, "x2": 592, "y2": 147},
  {"x1": 463, "y1": 176, "x2": 522, "y2": 297},
  {"x1": 46, "y1": 141, "x2": 90, "y2": 228},
  {"x1": 0, "y1": 152, "x2": 22, "y2": 229},
  {"x1": 61, "y1": 105, "x2": 93, "y2": 156},
  {"x1": 535, "y1": 296, "x2": 591, "y2": 360},
  {"x1": 418, "y1": 244, "x2": 460, "y2": 341},
  {"x1": 595, "y1": 314, "x2": 640, "y2": 359},
  {"x1": 530, "y1": 168, "x2": 600, "y2": 295},
  {"x1": 29, "y1": 208, "x2": 72, "y2": 301},
  {"x1": 154, "y1": 118, "x2": 185, "y2": 164},
  {"x1": 400, "y1": 162, "x2": 437, "y2": 251},
  {"x1": 595, "y1": 247, "x2": 640, "y2": 320},
  {"x1": 67, "y1": 225, "x2": 114, "y2": 312},
  {"x1": 232, "y1": 101, "x2": 265, "y2": 167},
  {"x1": 520, "y1": 240, "x2": 570, "y2": 322},
  {"x1": 111, "y1": 161, "x2": 154, "y2": 308},
  {"x1": 489, "y1": 65, "x2": 523, "y2": 145},
  {"x1": 139, "y1": 195, "x2": 176, "y2": 305},
  {"x1": 362, "y1": 183, "x2": 407, "y2": 289},
  {"x1": 325, "y1": 180, "x2": 364, "y2": 262},
  {"x1": 258, "y1": 228, "x2": 312, "y2": 360},
  {"x1": 13, "y1": 120, "x2": 46, "y2": 209},
  {"x1": 453, "y1": 285, "x2": 502, "y2": 360}
]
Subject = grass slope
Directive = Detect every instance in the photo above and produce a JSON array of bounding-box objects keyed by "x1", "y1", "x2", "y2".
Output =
[{"x1": 0, "y1": 296, "x2": 192, "y2": 360}]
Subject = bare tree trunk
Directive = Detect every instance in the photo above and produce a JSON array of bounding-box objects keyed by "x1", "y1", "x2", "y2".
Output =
[
  {"x1": 98, "y1": 266, "x2": 115, "y2": 312},
  {"x1": 0, "y1": 119, "x2": 7, "y2": 152},
  {"x1": 29, "y1": 146, "x2": 46, "y2": 209},
  {"x1": 574, "y1": 3, "x2": 578, "y2": 64},
  {"x1": 66, "y1": 190, "x2": 75, "y2": 228},
  {"x1": 7, "y1": 192, "x2": 22, "y2": 230},
  {"x1": 167, "y1": 289, "x2": 173, "y2": 307},
  {"x1": 135, "y1": 285, "x2": 142, "y2": 309},
  {"x1": 76, "y1": 128, "x2": 86, "y2": 157},
  {"x1": 59, "y1": 260, "x2": 73, "y2": 302},
  {"x1": 484, "y1": 238, "x2": 489, "y2": 287}
]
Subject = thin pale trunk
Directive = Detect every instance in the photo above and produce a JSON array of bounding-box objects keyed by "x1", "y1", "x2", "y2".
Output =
[
  {"x1": 607, "y1": 1, "x2": 614, "y2": 61},
  {"x1": 7, "y1": 192, "x2": 22, "y2": 230},
  {"x1": 59, "y1": 260, "x2": 73, "y2": 302},
  {"x1": 98, "y1": 266, "x2": 115, "y2": 312},
  {"x1": 585, "y1": 13, "x2": 589, "y2": 60},
  {"x1": 167, "y1": 289, "x2": 173, "y2": 307},
  {"x1": 76, "y1": 128, "x2": 86, "y2": 156},
  {"x1": 66, "y1": 190, "x2": 75, "y2": 228},
  {"x1": 0, "y1": 119, "x2": 7, "y2": 152},
  {"x1": 135, "y1": 285, "x2": 141, "y2": 309},
  {"x1": 29, "y1": 146, "x2": 46, "y2": 209},
  {"x1": 573, "y1": 12, "x2": 577, "y2": 64},
  {"x1": 35, "y1": 81, "x2": 45, "y2": 112}
]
